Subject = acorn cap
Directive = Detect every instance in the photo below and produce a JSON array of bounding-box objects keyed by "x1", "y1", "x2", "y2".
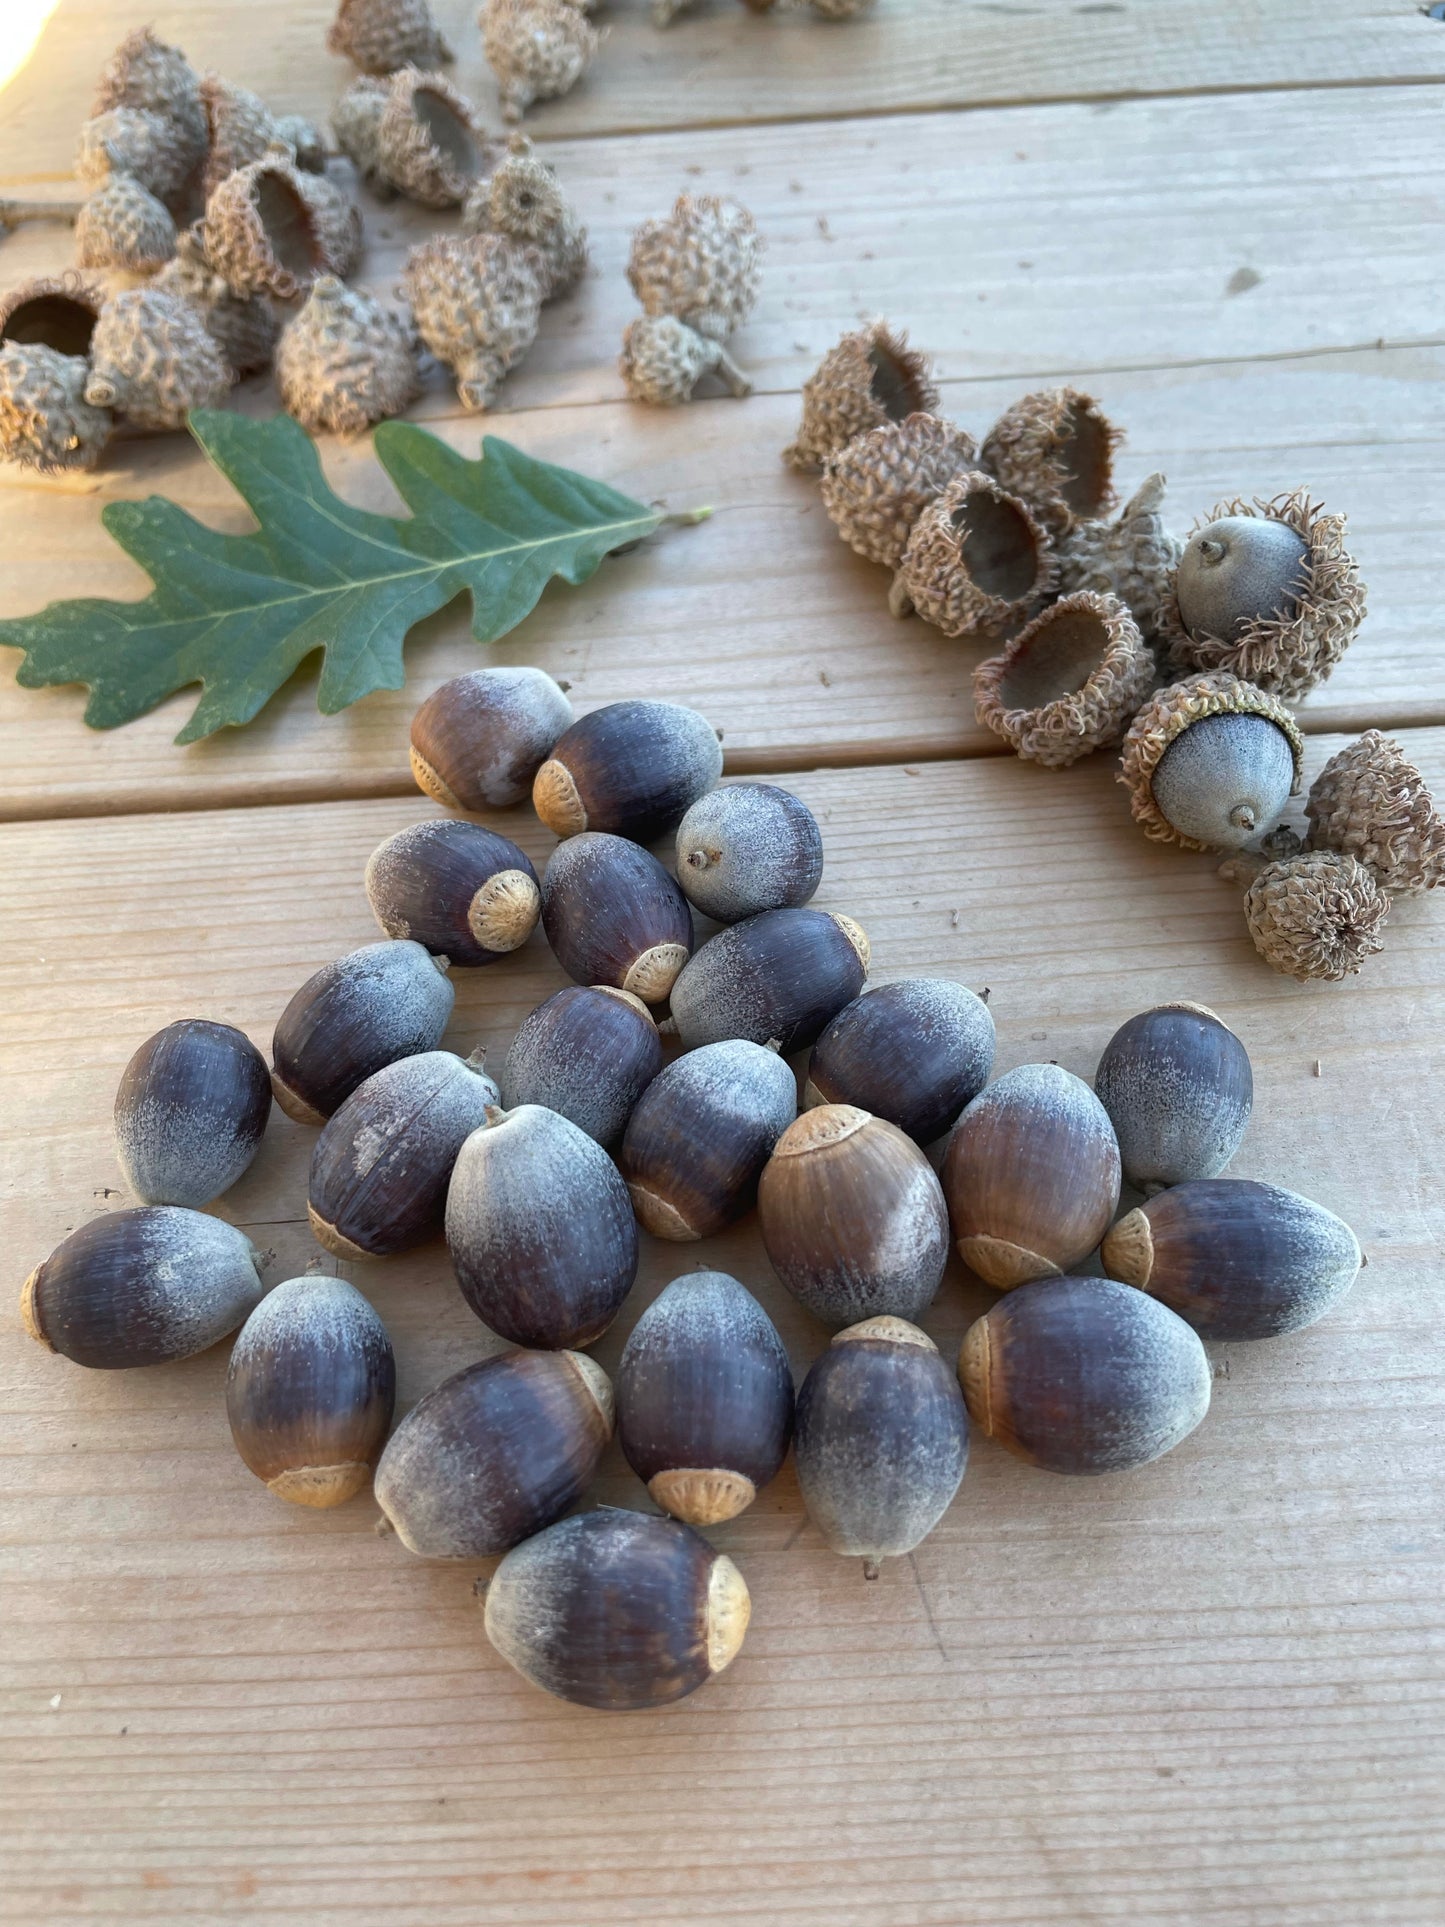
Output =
[
  {"x1": 403, "y1": 230, "x2": 545, "y2": 410},
  {"x1": 76, "y1": 107, "x2": 193, "y2": 206},
  {"x1": 1119, "y1": 672, "x2": 1304, "y2": 851},
  {"x1": 275, "y1": 114, "x2": 329, "y2": 174},
  {"x1": 627, "y1": 193, "x2": 762, "y2": 343},
  {"x1": 0, "y1": 274, "x2": 105, "y2": 359},
  {"x1": 85, "y1": 286, "x2": 233, "y2": 430},
  {"x1": 328, "y1": 0, "x2": 455, "y2": 73},
  {"x1": 619, "y1": 314, "x2": 751, "y2": 406},
  {"x1": 973, "y1": 590, "x2": 1156, "y2": 769},
  {"x1": 201, "y1": 145, "x2": 363, "y2": 299},
  {"x1": 332, "y1": 76, "x2": 389, "y2": 181},
  {"x1": 152, "y1": 230, "x2": 280, "y2": 378},
  {"x1": 1053, "y1": 472, "x2": 1183, "y2": 641},
  {"x1": 892, "y1": 469, "x2": 1054, "y2": 641},
  {"x1": 1161, "y1": 489, "x2": 1366, "y2": 699},
  {"x1": 480, "y1": 0, "x2": 600, "y2": 123},
  {"x1": 0, "y1": 341, "x2": 112, "y2": 474},
  {"x1": 1304, "y1": 729, "x2": 1445, "y2": 896},
  {"x1": 375, "y1": 67, "x2": 489, "y2": 209},
  {"x1": 1242, "y1": 850, "x2": 1389, "y2": 982},
  {"x1": 819, "y1": 412, "x2": 978, "y2": 569},
  {"x1": 75, "y1": 173, "x2": 177, "y2": 273},
  {"x1": 275, "y1": 276, "x2": 420, "y2": 434},
  {"x1": 461, "y1": 135, "x2": 588, "y2": 302},
  {"x1": 979, "y1": 386, "x2": 1122, "y2": 535},
  {"x1": 783, "y1": 320, "x2": 939, "y2": 472},
  {"x1": 200, "y1": 74, "x2": 288, "y2": 196},
  {"x1": 92, "y1": 28, "x2": 207, "y2": 178}
]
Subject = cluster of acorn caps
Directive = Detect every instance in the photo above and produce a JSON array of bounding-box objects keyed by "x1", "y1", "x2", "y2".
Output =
[
  {"x1": 779, "y1": 320, "x2": 1445, "y2": 981},
  {"x1": 22, "y1": 665, "x2": 1365, "y2": 1712}
]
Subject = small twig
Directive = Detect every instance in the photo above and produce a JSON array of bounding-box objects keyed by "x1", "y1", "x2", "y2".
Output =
[{"x1": 0, "y1": 196, "x2": 85, "y2": 235}]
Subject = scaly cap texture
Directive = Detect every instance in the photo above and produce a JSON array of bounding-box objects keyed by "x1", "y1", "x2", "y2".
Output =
[
  {"x1": 84, "y1": 286, "x2": 233, "y2": 430},
  {"x1": 1161, "y1": 489, "x2": 1367, "y2": 700},
  {"x1": 1242, "y1": 850, "x2": 1389, "y2": 982},
  {"x1": 480, "y1": 0, "x2": 600, "y2": 123},
  {"x1": 619, "y1": 313, "x2": 751, "y2": 405},
  {"x1": 332, "y1": 77, "x2": 389, "y2": 180},
  {"x1": 276, "y1": 277, "x2": 420, "y2": 434},
  {"x1": 627, "y1": 194, "x2": 762, "y2": 342},
  {"x1": 93, "y1": 28, "x2": 207, "y2": 178},
  {"x1": 809, "y1": 0, "x2": 878, "y2": 13},
  {"x1": 1304, "y1": 729, "x2": 1445, "y2": 896},
  {"x1": 979, "y1": 386, "x2": 1122, "y2": 536},
  {"x1": 462, "y1": 135, "x2": 588, "y2": 301},
  {"x1": 0, "y1": 274, "x2": 106, "y2": 358},
  {"x1": 404, "y1": 230, "x2": 544, "y2": 409},
  {"x1": 274, "y1": 114, "x2": 329, "y2": 173},
  {"x1": 1054, "y1": 471, "x2": 1183, "y2": 641},
  {"x1": 973, "y1": 590, "x2": 1156, "y2": 769},
  {"x1": 201, "y1": 145, "x2": 363, "y2": 298},
  {"x1": 819, "y1": 412, "x2": 977, "y2": 569},
  {"x1": 784, "y1": 320, "x2": 938, "y2": 471},
  {"x1": 0, "y1": 342, "x2": 112, "y2": 473},
  {"x1": 329, "y1": 0, "x2": 454, "y2": 73},
  {"x1": 891, "y1": 469, "x2": 1054, "y2": 640},
  {"x1": 75, "y1": 173, "x2": 177, "y2": 272},
  {"x1": 201, "y1": 75, "x2": 324, "y2": 196},
  {"x1": 76, "y1": 107, "x2": 193, "y2": 206},
  {"x1": 374, "y1": 68, "x2": 490, "y2": 207},
  {"x1": 1118, "y1": 671, "x2": 1304, "y2": 851},
  {"x1": 152, "y1": 229, "x2": 280, "y2": 377}
]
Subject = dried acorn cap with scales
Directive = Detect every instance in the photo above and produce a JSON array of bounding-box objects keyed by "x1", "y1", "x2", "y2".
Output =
[
  {"x1": 784, "y1": 320, "x2": 939, "y2": 472},
  {"x1": 463, "y1": 136, "x2": 588, "y2": 302},
  {"x1": 481, "y1": 0, "x2": 601, "y2": 124},
  {"x1": 1305, "y1": 730, "x2": 1445, "y2": 897},
  {"x1": 275, "y1": 278, "x2": 419, "y2": 435},
  {"x1": 979, "y1": 386, "x2": 1121, "y2": 536},
  {"x1": 200, "y1": 75, "x2": 326, "y2": 199},
  {"x1": 349, "y1": 67, "x2": 489, "y2": 209},
  {"x1": 1120, "y1": 672, "x2": 1304, "y2": 854},
  {"x1": 92, "y1": 27, "x2": 207, "y2": 180},
  {"x1": 0, "y1": 343, "x2": 112, "y2": 475},
  {"x1": 404, "y1": 231, "x2": 544, "y2": 411},
  {"x1": 0, "y1": 275, "x2": 104, "y2": 359},
  {"x1": 75, "y1": 172, "x2": 177, "y2": 273},
  {"x1": 328, "y1": 0, "x2": 455, "y2": 74},
  {"x1": 152, "y1": 231, "x2": 279, "y2": 379},
  {"x1": 891, "y1": 470, "x2": 1054, "y2": 640},
  {"x1": 627, "y1": 194, "x2": 763, "y2": 343},
  {"x1": 820, "y1": 414, "x2": 978, "y2": 571},
  {"x1": 1239, "y1": 849, "x2": 1390, "y2": 983},
  {"x1": 973, "y1": 591, "x2": 1156, "y2": 769},
  {"x1": 84, "y1": 287, "x2": 233, "y2": 431},
  {"x1": 76, "y1": 107, "x2": 194, "y2": 206},
  {"x1": 620, "y1": 316, "x2": 752, "y2": 406},
  {"x1": 1054, "y1": 472, "x2": 1184, "y2": 642},
  {"x1": 201, "y1": 145, "x2": 363, "y2": 300}
]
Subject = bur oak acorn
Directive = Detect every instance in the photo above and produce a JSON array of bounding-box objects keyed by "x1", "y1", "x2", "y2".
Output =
[
  {"x1": 307, "y1": 1049, "x2": 500, "y2": 1259},
  {"x1": 501, "y1": 985, "x2": 662, "y2": 1145},
  {"x1": 540, "y1": 832, "x2": 694, "y2": 1005},
  {"x1": 1102, "y1": 1177, "x2": 1362, "y2": 1340},
  {"x1": 674, "y1": 783, "x2": 824, "y2": 923},
  {"x1": 446, "y1": 1103, "x2": 640, "y2": 1348},
  {"x1": 21, "y1": 1206, "x2": 265, "y2": 1370},
  {"x1": 374, "y1": 1348, "x2": 614, "y2": 1557},
  {"x1": 1094, "y1": 1002, "x2": 1253, "y2": 1191},
  {"x1": 616, "y1": 1271, "x2": 794, "y2": 1525},
  {"x1": 1175, "y1": 514, "x2": 1310, "y2": 646},
  {"x1": 482, "y1": 1508, "x2": 751, "y2": 1711},
  {"x1": 269, "y1": 939, "x2": 456, "y2": 1125},
  {"x1": 226, "y1": 1275, "x2": 396, "y2": 1508},
  {"x1": 618, "y1": 1038, "x2": 797, "y2": 1240},
  {"x1": 409, "y1": 666, "x2": 574, "y2": 812},
  {"x1": 533, "y1": 699, "x2": 724, "y2": 845},
  {"x1": 668, "y1": 906, "x2": 870, "y2": 1054},
  {"x1": 760, "y1": 1106, "x2": 950, "y2": 1327},
  {"x1": 114, "y1": 1018, "x2": 272, "y2": 1207},
  {"x1": 942, "y1": 1064, "x2": 1121, "y2": 1289},
  {"x1": 365, "y1": 819, "x2": 541, "y2": 966},
  {"x1": 805, "y1": 978, "x2": 995, "y2": 1145},
  {"x1": 959, "y1": 1276, "x2": 1211, "y2": 1474},
  {"x1": 794, "y1": 1318, "x2": 968, "y2": 1577}
]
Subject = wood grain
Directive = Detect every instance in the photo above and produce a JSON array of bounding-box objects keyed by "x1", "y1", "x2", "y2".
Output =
[{"x1": 3, "y1": 743, "x2": 1444, "y2": 1924}]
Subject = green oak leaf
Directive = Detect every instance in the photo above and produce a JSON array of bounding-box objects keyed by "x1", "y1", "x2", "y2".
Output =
[{"x1": 0, "y1": 411, "x2": 666, "y2": 744}]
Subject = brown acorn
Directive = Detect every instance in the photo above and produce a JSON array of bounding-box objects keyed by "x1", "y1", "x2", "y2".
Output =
[
  {"x1": 979, "y1": 386, "x2": 1121, "y2": 535},
  {"x1": 972, "y1": 590, "x2": 1155, "y2": 768},
  {"x1": 115, "y1": 1018, "x2": 272, "y2": 1207},
  {"x1": 365, "y1": 818, "x2": 541, "y2": 966},
  {"x1": 501, "y1": 985, "x2": 662, "y2": 1146},
  {"x1": 1305, "y1": 730, "x2": 1445, "y2": 896},
  {"x1": 374, "y1": 1348, "x2": 613, "y2": 1557},
  {"x1": 783, "y1": 320, "x2": 938, "y2": 472},
  {"x1": 409, "y1": 666, "x2": 574, "y2": 811},
  {"x1": 675, "y1": 782, "x2": 824, "y2": 924},
  {"x1": 534, "y1": 699, "x2": 724, "y2": 844},
  {"x1": 540, "y1": 832, "x2": 694, "y2": 1005},
  {"x1": 668, "y1": 906, "x2": 870, "y2": 1054},
  {"x1": 891, "y1": 471, "x2": 1054, "y2": 640},
  {"x1": 820, "y1": 413, "x2": 978, "y2": 570},
  {"x1": 805, "y1": 978, "x2": 995, "y2": 1146}
]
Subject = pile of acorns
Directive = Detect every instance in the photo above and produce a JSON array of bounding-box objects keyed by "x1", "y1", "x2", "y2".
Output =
[
  {"x1": 785, "y1": 320, "x2": 1445, "y2": 982},
  {"x1": 22, "y1": 667, "x2": 1365, "y2": 1712}
]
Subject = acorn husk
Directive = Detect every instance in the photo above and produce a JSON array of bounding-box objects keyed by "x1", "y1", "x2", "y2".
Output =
[
  {"x1": 1118, "y1": 672, "x2": 1305, "y2": 852},
  {"x1": 973, "y1": 590, "x2": 1155, "y2": 768}
]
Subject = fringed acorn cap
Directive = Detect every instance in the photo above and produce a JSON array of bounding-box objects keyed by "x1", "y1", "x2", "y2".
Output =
[
  {"x1": 75, "y1": 173, "x2": 177, "y2": 272},
  {"x1": 329, "y1": 0, "x2": 454, "y2": 73},
  {"x1": 84, "y1": 286, "x2": 233, "y2": 431},
  {"x1": 1119, "y1": 672, "x2": 1304, "y2": 852},
  {"x1": 373, "y1": 68, "x2": 489, "y2": 208},
  {"x1": 819, "y1": 412, "x2": 976, "y2": 569},
  {"x1": 332, "y1": 77, "x2": 388, "y2": 181},
  {"x1": 0, "y1": 342, "x2": 112, "y2": 474},
  {"x1": 1242, "y1": 850, "x2": 1389, "y2": 983},
  {"x1": 627, "y1": 194, "x2": 762, "y2": 343},
  {"x1": 275, "y1": 115, "x2": 329, "y2": 174},
  {"x1": 201, "y1": 145, "x2": 363, "y2": 298},
  {"x1": 200, "y1": 76, "x2": 324, "y2": 196},
  {"x1": 973, "y1": 591, "x2": 1156, "y2": 769},
  {"x1": 276, "y1": 277, "x2": 419, "y2": 434},
  {"x1": 0, "y1": 274, "x2": 105, "y2": 359},
  {"x1": 76, "y1": 107, "x2": 193, "y2": 206},
  {"x1": 93, "y1": 27, "x2": 207, "y2": 178},
  {"x1": 890, "y1": 469, "x2": 1054, "y2": 640},
  {"x1": 1305, "y1": 729, "x2": 1445, "y2": 896},
  {"x1": 480, "y1": 0, "x2": 600, "y2": 123},
  {"x1": 979, "y1": 386, "x2": 1121, "y2": 536},
  {"x1": 462, "y1": 135, "x2": 587, "y2": 302},
  {"x1": 153, "y1": 230, "x2": 279, "y2": 377},
  {"x1": 620, "y1": 314, "x2": 751, "y2": 405},
  {"x1": 783, "y1": 320, "x2": 938, "y2": 472},
  {"x1": 1054, "y1": 471, "x2": 1183, "y2": 641},
  {"x1": 1161, "y1": 489, "x2": 1367, "y2": 700},
  {"x1": 404, "y1": 230, "x2": 544, "y2": 410}
]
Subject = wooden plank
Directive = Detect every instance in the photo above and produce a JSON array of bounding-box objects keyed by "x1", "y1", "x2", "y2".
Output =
[
  {"x1": 1, "y1": 0, "x2": 1443, "y2": 171},
  {"x1": 3, "y1": 741, "x2": 1443, "y2": 1923}
]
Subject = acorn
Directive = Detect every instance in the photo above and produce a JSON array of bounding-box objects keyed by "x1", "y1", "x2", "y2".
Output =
[
  {"x1": 21, "y1": 1207, "x2": 265, "y2": 1370},
  {"x1": 541, "y1": 832, "x2": 694, "y2": 1005},
  {"x1": 0, "y1": 343, "x2": 112, "y2": 475},
  {"x1": 627, "y1": 194, "x2": 762, "y2": 342},
  {"x1": 959, "y1": 1276, "x2": 1211, "y2": 1475},
  {"x1": 674, "y1": 783, "x2": 824, "y2": 923},
  {"x1": 84, "y1": 288, "x2": 233, "y2": 431},
  {"x1": 941, "y1": 1064, "x2": 1121, "y2": 1290},
  {"x1": 1163, "y1": 491, "x2": 1366, "y2": 700},
  {"x1": 226, "y1": 1276, "x2": 396, "y2": 1507},
  {"x1": 76, "y1": 107, "x2": 193, "y2": 205},
  {"x1": 374, "y1": 1348, "x2": 612, "y2": 1556},
  {"x1": 783, "y1": 320, "x2": 939, "y2": 472},
  {"x1": 805, "y1": 978, "x2": 995, "y2": 1146},
  {"x1": 0, "y1": 275, "x2": 104, "y2": 358},
  {"x1": 92, "y1": 29, "x2": 207, "y2": 179},
  {"x1": 364, "y1": 818, "x2": 541, "y2": 966},
  {"x1": 1241, "y1": 849, "x2": 1389, "y2": 982},
  {"x1": 329, "y1": 0, "x2": 454, "y2": 73},
  {"x1": 114, "y1": 1018, "x2": 272, "y2": 1207},
  {"x1": 1119, "y1": 673, "x2": 1304, "y2": 853},
  {"x1": 363, "y1": 67, "x2": 489, "y2": 208},
  {"x1": 979, "y1": 387, "x2": 1120, "y2": 535},
  {"x1": 201, "y1": 146, "x2": 363, "y2": 300},
  {"x1": 891, "y1": 471, "x2": 1054, "y2": 640},
  {"x1": 200, "y1": 75, "x2": 319, "y2": 197},
  {"x1": 275, "y1": 277, "x2": 419, "y2": 435},
  {"x1": 1094, "y1": 1003, "x2": 1252, "y2": 1192},
  {"x1": 483, "y1": 1509, "x2": 750, "y2": 1710},
  {"x1": 1102, "y1": 1178, "x2": 1361, "y2": 1342},
  {"x1": 270, "y1": 938, "x2": 455, "y2": 1125},
  {"x1": 75, "y1": 172, "x2": 177, "y2": 272},
  {"x1": 403, "y1": 230, "x2": 544, "y2": 410},
  {"x1": 1054, "y1": 472, "x2": 1183, "y2": 641},
  {"x1": 409, "y1": 666, "x2": 574, "y2": 811},
  {"x1": 669, "y1": 906, "x2": 870, "y2": 1054},
  {"x1": 972, "y1": 590, "x2": 1155, "y2": 768},
  {"x1": 820, "y1": 413, "x2": 978, "y2": 570},
  {"x1": 462, "y1": 135, "x2": 588, "y2": 302},
  {"x1": 619, "y1": 314, "x2": 753, "y2": 406},
  {"x1": 760, "y1": 1107, "x2": 949, "y2": 1326},
  {"x1": 308, "y1": 1048, "x2": 500, "y2": 1259},
  {"x1": 152, "y1": 230, "x2": 279, "y2": 378},
  {"x1": 480, "y1": 0, "x2": 600, "y2": 122},
  {"x1": 794, "y1": 1318, "x2": 968, "y2": 1577},
  {"x1": 446, "y1": 1104, "x2": 640, "y2": 1348},
  {"x1": 1305, "y1": 729, "x2": 1445, "y2": 896},
  {"x1": 616, "y1": 1271, "x2": 792, "y2": 1525},
  {"x1": 534, "y1": 699, "x2": 724, "y2": 843},
  {"x1": 618, "y1": 1038, "x2": 796, "y2": 1240},
  {"x1": 501, "y1": 985, "x2": 662, "y2": 1145}
]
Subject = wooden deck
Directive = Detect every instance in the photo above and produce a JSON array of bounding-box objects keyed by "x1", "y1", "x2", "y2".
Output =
[{"x1": 2, "y1": 4, "x2": 1443, "y2": 1922}]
